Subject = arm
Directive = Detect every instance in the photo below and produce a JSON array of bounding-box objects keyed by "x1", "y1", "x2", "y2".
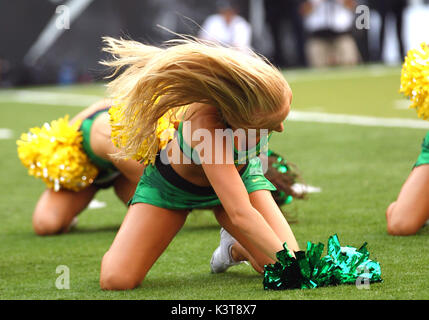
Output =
[
  {"x1": 198, "y1": 123, "x2": 295, "y2": 261},
  {"x1": 182, "y1": 105, "x2": 297, "y2": 260},
  {"x1": 203, "y1": 162, "x2": 286, "y2": 261},
  {"x1": 386, "y1": 165, "x2": 429, "y2": 235}
]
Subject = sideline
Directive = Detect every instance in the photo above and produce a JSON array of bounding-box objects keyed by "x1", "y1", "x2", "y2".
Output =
[
  {"x1": 1, "y1": 89, "x2": 428, "y2": 130},
  {"x1": 288, "y1": 110, "x2": 429, "y2": 129},
  {"x1": 0, "y1": 128, "x2": 13, "y2": 139}
]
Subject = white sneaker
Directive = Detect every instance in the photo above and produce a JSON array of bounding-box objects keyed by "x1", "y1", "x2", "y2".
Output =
[
  {"x1": 65, "y1": 217, "x2": 78, "y2": 232},
  {"x1": 210, "y1": 228, "x2": 241, "y2": 273}
]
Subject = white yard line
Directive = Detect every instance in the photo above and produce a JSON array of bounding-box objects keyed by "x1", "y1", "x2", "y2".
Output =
[
  {"x1": 285, "y1": 65, "x2": 400, "y2": 83},
  {"x1": 0, "y1": 89, "x2": 101, "y2": 107},
  {"x1": 288, "y1": 110, "x2": 429, "y2": 129},
  {"x1": 1, "y1": 89, "x2": 427, "y2": 130},
  {"x1": 394, "y1": 99, "x2": 412, "y2": 110},
  {"x1": 0, "y1": 128, "x2": 13, "y2": 139}
]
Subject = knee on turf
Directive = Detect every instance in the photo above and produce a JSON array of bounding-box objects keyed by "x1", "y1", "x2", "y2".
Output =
[
  {"x1": 100, "y1": 253, "x2": 142, "y2": 290},
  {"x1": 386, "y1": 204, "x2": 422, "y2": 236},
  {"x1": 32, "y1": 211, "x2": 67, "y2": 236}
]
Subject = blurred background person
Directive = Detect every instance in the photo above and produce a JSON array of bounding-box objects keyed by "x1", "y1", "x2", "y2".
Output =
[
  {"x1": 0, "y1": 57, "x2": 11, "y2": 87},
  {"x1": 198, "y1": 0, "x2": 252, "y2": 53},
  {"x1": 2, "y1": 0, "x2": 428, "y2": 87},
  {"x1": 368, "y1": 0, "x2": 408, "y2": 62},
  {"x1": 300, "y1": 0, "x2": 361, "y2": 68},
  {"x1": 351, "y1": 0, "x2": 371, "y2": 63},
  {"x1": 263, "y1": 0, "x2": 308, "y2": 68}
]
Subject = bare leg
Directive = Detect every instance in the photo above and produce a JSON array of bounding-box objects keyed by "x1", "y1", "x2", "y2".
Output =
[
  {"x1": 386, "y1": 165, "x2": 429, "y2": 235},
  {"x1": 113, "y1": 174, "x2": 138, "y2": 205},
  {"x1": 100, "y1": 203, "x2": 189, "y2": 290},
  {"x1": 214, "y1": 190, "x2": 299, "y2": 273},
  {"x1": 32, "y1": 186, "x2": 98, "y2": 236}
]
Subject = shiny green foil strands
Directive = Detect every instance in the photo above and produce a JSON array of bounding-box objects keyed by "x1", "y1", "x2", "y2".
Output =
[{"x1": 263, "y1": 234, "x2": 382, "y2": 290}]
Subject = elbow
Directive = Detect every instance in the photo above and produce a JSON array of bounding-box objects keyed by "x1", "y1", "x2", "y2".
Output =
[{"x1": 228, "y1": 206, "x2": 254, "y2": 230}]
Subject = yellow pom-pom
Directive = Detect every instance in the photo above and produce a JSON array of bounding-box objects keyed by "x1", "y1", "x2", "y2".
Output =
[
  {"x1": 17, "y1": 116, "x2": 99, "y2": 191},
  {"x1": 400, "y1": 43, "x2": 429, "y2": 120},
  {"x1": 109, "y1": 102, "x2": 181, "y2": 165}
]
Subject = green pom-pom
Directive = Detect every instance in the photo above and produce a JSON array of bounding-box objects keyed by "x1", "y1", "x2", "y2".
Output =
[{"x1": 263, "y1": 234, "x2": 382, "y2": 290}]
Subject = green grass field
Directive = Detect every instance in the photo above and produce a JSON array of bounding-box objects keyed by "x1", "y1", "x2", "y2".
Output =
[{"x1": 1, "y1": 65, "x2": 429, "y2": 300}]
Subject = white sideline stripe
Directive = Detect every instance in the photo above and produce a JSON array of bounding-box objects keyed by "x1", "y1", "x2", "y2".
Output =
[
  {"x1": 1, "y1": 89, "x2": 427, "y2": 129},
  {"x1": 286, "y1": 66, "x2": 400, "y2": 83},
  {"x1": 394, "y1": 99, "x2": 412, "y2": 110},
  {"x1": 291, "y1": 183, "x2": 321, "y2": 195},
  {"x1": 288, "y1": 111, "x2": 429, "y2": 129},
  {"x1": 0, "y1": 89, "x2": 101, "y2": 107},
  {"x1": 0, "y1": 128, "x2": 13, "y2": 139}
]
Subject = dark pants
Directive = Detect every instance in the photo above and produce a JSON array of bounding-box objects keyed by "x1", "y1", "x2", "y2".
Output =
[
  {"x1": 369, "y1": 0, "x2": 407, "y2": 61},
  {"x1": 264, "y1": 0, "x2": 307, "y2": 68}
]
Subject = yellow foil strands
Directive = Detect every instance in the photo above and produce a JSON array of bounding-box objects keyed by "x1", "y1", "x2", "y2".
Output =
[
  {"x1": 16, "y1": 116, "x2": 99, "y2": 192},
  {"x1": 109, "y1": 103, "x2": 180, "y2": 165},
  {"x1": 400, "y1": 43, "x2": 429, "y2": 120}
]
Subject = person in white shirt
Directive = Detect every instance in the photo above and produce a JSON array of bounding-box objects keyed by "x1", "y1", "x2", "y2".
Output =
[
  {"x1": 199, "y1": 0, "x2": 252, "y2": 53},
  {"x1": 301, "y1": 0, "x2": 361, "y2": 67}
]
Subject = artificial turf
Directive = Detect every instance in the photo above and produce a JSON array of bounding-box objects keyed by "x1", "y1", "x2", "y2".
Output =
[{"x1": 1, "y1": 65, "x2": 428, "y2": 300}]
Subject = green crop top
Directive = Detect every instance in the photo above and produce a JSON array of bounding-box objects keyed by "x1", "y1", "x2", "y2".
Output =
[{"x1": 177, "y1": 119, "x2": 271, "y2": 165}]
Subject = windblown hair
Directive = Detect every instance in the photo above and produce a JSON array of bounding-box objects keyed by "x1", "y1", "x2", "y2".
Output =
[{"x1": 101, "y1": 36, "x2": 290, "y2": 162}]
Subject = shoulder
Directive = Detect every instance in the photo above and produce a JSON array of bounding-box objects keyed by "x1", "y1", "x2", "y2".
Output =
[
  {"x1": 92, "y1": 112, "x2": 112, "y2": 138},
  {"x1": 185, "y1": 103, "x2": 225, "y2": 131},
  {"x1": 181, "y1": 104, "x2": 227, "y2": 150},
  {"x1": 81, "y1": 111, "x2": 115, "y2": 161}
]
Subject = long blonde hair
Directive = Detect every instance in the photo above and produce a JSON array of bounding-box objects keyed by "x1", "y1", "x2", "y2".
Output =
[{"x1": 102, "y1": 36, "x2": 290, "y2": 162}]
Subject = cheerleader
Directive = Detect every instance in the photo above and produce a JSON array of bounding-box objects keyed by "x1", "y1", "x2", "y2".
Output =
[
  {"x1": 211, "y1": 150, "x2": 305, "y2": 273},
  {"x1": 98, "y1": 37, "x2": 300, "y2": 290},
  {"x1": 386, "y1": 43, "x2": 429, "y2": 235},
  {"x1": 16, "y1": 99, "x2": 157, "y2": 235},
  {"x1": 17, "y1": 104, "x2": 302, "y2": 239}
]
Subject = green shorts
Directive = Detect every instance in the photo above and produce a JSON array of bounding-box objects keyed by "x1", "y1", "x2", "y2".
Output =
[
  {"x1": 128, "y1": 155, "x2": 277, "y2": 210},
  {"x1": 80, "y1": 108, "x2": 120, "y2": 188},
  {"x1": 415, "y1": 131, "x2": 429, "y2": 168}
]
